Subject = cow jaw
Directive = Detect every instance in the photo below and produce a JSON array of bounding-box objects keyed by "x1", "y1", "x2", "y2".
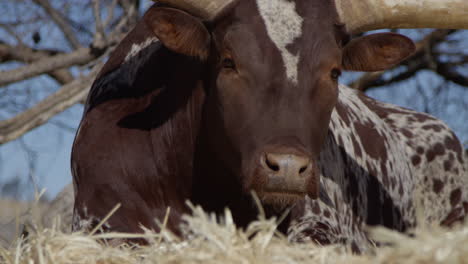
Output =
[
  {"x1": 258, "y1": 192, "x2": 304, "y2": 211},
  {"x1": 259, "y1": 176, "x2": 319, "y2": 210}
]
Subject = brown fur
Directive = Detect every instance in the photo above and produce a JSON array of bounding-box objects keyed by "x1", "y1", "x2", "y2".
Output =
[
  {"x1": 144, "y1": 7, "x2": 211, "y2": 60},
  {"x1": 71, "y1": 1, "x2": 465, "y2": 250},
  {"x1": 342, "y1": 33, "x2": 415, "y2": 71}
]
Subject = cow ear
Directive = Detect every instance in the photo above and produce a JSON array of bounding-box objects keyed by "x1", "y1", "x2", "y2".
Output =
[
  {"x1": 144, "y1": 7, "x2": 211, "y2": 60},
  {"x1": 342, "y1": 33, "x2": 415, "y2": 72}
]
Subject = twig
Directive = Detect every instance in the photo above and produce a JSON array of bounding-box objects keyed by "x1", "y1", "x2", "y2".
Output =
[
  {"x1": 89, "y1": 203, "x2": 122, "y2": 235},
  {"x1": 33, "y1": 0, "x2": 82, "y2": 49},
  {"x1": 436, "y1": 62, "x2": 468, "y2": 87},
  {"x1": 0, "y1": 47, "x2": 98, "y2": 87},
  {"x1": 0, "y1": 23, "x2": 24, "y2": 45},
  {"x1": 0, "y1": 64, "x2": 102, "y2": 144},
  {"x1": 103, "y1": 0, "x2": 119, "y2": 28},
  {"x1": 0, "y1": 42, "x2": 73, "y2": 84},
  {"x1": 92, "y1": 0, "x2": 107, "y2": 46}
]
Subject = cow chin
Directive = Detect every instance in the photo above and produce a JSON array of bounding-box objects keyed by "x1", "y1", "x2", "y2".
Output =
[
  {"x1": 257, "y1": 191, "x2": 306, "y2": 212},
  {"x1": 246, "y1": 170, "x2": 316, "y2": 212}
]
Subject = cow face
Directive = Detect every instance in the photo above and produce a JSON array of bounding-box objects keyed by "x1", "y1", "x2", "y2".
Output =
[{"x1": 145, "y1": 0, "x2": 414, "y2": 210}]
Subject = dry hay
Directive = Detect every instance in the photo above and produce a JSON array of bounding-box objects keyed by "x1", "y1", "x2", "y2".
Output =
[
  {"x1": 1, "y1": 203, "x2": 468, "y2": 264},
  {"x1": 0, "y1": 200, "x2": 29, "y2": 225},
  {"x1": 0, "y1": 200, "x2": 47, "y2": 225},
  {"x1": 0, "y1": 198, "x2": 49, "y2": 249},
  {"x1": 0, "y1": 185, "x2": 74, "y2": 249}
]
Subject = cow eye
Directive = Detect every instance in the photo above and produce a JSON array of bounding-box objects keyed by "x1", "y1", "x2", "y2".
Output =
[
  {"x1": 222, "y1": 58, "x2": 236, "y2": 69},
  {"x1": 330, "y1": 68, "x2": 341, "y2": 81}
]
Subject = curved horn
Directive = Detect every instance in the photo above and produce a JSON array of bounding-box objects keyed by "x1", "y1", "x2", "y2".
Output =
[
  {"x1": 335, "y1": 0, "x2": 468, "y2": 33},
  {"x1": 154, "y1": 0, "x2": 237, "y2": 21}
]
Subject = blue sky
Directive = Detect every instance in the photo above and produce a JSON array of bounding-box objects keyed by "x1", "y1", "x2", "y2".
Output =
[{"x1": 0, "y1": 1, "x2": 466, "y2": 200}]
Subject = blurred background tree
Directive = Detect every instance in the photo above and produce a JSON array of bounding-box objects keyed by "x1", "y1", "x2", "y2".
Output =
[
  {"x1": 0, "y1": 0, "x2": 145, "y2": 200},
  {"x1": 0, "y1": 0, "x2": 466, "y2": 200}
]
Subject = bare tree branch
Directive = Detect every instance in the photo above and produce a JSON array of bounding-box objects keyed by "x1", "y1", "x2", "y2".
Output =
[
  {"x1": 117, "y1": 0, "x2": 140, "y2": 26},
  {"x1": 0, "y1": 64, "x2": 102, "y2": 145},
  {"x1": 32, "y1": 0, "x2": 82, "y2": 49},
  {"x1": 0, "y1": 47, "x2": 100, "y2": 87},
  {"x1": 0, "y1": 41, "x2": 62, "y2": 62},
  {"x1": 436, "y1": 63, "x2": 468, "y2": 87},
  {"x1": 0, "y1": 24, "x2": 24, "y2": 45},
  {"x1": 92, "y1": 0, "x2": 107, "y2": 46},
  {"x1": 0, "y1": 0, "x2": 137, "y2": 146},
  {"x1": 0, "y1": 41, "x2": 73, "y2": 84},
  {"x1": 440, "y1": 55, "x2": 468, "y2": 67},
  {"x1": 103, "y1": 0, "x2": 119, "y2": 28}
]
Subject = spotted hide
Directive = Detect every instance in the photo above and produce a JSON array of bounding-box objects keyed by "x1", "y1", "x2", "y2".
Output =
[{"x1": 288, "y1": 85, "x2": 468, "y2": 252}]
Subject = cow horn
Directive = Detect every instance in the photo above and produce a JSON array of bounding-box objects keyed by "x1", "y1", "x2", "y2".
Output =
[
  {"x1": 153, "y1": 0, "x2": 237, "y2": 21},
  {"x1": 335, "y1": 0, "x2": 468, "y2": 33}
]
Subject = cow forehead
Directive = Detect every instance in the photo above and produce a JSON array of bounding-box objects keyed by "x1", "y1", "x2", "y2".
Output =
[{"x1": 256, "y1": 0, "x2": 303, "y2": 84}]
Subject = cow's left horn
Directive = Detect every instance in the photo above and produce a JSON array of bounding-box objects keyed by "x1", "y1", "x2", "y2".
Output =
[
  {"x1": 153, "y1": 0, "x2": 238, "y2": 21},
  {"x1": 335, "y1": 0, "x2": 468, "y2": 33}
]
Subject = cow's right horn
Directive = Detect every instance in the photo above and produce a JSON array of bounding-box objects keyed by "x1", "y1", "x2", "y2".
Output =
[
  {"x1": 154, "y1": 0, "x2": 238, "y2": 21},
  {"x1": 335, "y1": 0, "x2": 468, "y2": 33}
]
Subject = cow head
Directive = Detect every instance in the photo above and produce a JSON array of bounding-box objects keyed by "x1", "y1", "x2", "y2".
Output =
[{"x1": 144, "y1": 0, "x2": 463, "y2": 210}]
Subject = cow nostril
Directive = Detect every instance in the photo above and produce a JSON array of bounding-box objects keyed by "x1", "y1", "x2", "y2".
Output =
[
  {"x1": 265, "y1": 156, "x2": 280, "y2": 172},
  {"x1": 263, "y1": 152, "x2": 311, "y2": 175},
  {"x1": 265, "y1": 159, "x2": 279, "y2": 171},
  {"x1": 299, "y1": 165, "x2": 308, "y2": 174}
]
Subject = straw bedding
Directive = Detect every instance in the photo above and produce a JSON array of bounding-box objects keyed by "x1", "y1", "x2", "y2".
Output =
[{"x1": 1, "y1": 203, "x2": 467, "y2": 264}]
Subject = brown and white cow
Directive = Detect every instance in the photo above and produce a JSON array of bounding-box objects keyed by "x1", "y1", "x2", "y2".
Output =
[{"x1": 71, "y1": 0, "x2": 468, "y2": 251}]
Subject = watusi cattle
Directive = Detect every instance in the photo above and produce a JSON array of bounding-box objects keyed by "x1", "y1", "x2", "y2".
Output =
[{"x1": 71, "y1": 0, "x2": 468, "y2": 251}]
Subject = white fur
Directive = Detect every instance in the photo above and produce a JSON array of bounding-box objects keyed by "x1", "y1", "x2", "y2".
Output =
[
  {"x1": 256, "y1": 0, "x2": 303, "y2": 84},
  {"x1": 124, "y1": 37, "x2": 158, "y2": 62},
  {"x1": 289, "y1": 84, "x2": 468, "y2": 251}
]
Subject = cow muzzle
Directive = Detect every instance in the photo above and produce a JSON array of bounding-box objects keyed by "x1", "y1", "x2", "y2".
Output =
[{"x1": 257, "y1": 148, "x2": 319, "y2": 205}]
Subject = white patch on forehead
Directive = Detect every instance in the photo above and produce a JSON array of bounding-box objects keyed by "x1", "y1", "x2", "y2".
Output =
[
  {"x1": 124, "y1": 37, "x2": 158, "y2": 62},
  {"x1": 256, "y1": 0, "x2": 303, "y2": 84}
]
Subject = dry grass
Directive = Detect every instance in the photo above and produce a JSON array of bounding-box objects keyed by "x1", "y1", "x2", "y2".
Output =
[
  {"x1": 0, "y1": 200, "x2": 47, "y2": 225},
  {"x1": 1, "y1": 203, "x2": 468, "y2": 264}
]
